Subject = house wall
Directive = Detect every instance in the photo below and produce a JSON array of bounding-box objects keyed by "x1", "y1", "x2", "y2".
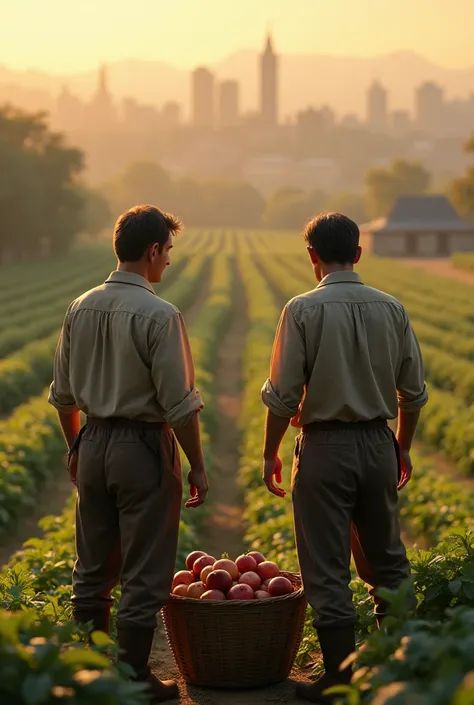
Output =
[
  {"x1": 371, "y1": 233, "x2": 406, "y2": 256},
  {"x1": 450, "y1": 232, "x2": 474, "y2": 252},
  {"x1": 417, "y1": 233, "x2": 438, "y2": 255}
]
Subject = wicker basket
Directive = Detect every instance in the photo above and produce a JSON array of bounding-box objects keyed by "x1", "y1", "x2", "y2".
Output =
[{"x1": 160, "y1": 571, "x2": 307, "y2": 689}]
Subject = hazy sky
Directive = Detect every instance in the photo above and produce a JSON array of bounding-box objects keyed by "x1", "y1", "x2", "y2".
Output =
[{"x1": 2, "y1": 0, "x2": 473, "y2": 74}]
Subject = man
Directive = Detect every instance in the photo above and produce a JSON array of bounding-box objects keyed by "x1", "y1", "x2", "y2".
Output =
[
  {"x1": 49, "y1": 204, "x2": 208, "y2": 703},
  {"x1": 261, "y1": 213, "x2": 427, "y2": 704}
]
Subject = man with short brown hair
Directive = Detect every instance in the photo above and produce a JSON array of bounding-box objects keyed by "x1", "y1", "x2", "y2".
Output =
[
  {"x1": 261, "y1": 212, "x2": 427, "y2": 704},
  {"x1": 49, "y1": 204, "x2": 208, "y2": 703}
]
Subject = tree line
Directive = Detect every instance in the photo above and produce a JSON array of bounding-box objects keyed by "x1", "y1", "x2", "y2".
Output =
[{"x1": 3, "y1": 103, "x2": 474, "y2": 263}]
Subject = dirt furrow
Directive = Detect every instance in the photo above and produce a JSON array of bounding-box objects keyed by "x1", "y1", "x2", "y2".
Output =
[{"x1": 150, "y1": 256, "x2": 307, "y2": 704}]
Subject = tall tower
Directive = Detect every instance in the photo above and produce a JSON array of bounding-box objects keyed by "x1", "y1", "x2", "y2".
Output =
[
  {"x1": 367, "y1": 80, "x2": 388, "y2": 132},
  {"x1": 260, "y1": 33, "x2": 278, "y2": 126},
  {"x1": 89, "y1": 64, "x2": 116, "y2": 128},
  {"x1": 191, "y1": 67, "x2": 215, "y2": 127}
]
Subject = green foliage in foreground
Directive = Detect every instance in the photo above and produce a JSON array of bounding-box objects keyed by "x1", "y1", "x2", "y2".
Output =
[{"x1": 0, "y1": 610, "x2": 147, "y2": 705}]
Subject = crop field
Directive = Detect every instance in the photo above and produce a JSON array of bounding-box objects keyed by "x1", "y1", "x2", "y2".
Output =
[{"x1": 1, "y1": 229, "x2": 474, "y2": 704}]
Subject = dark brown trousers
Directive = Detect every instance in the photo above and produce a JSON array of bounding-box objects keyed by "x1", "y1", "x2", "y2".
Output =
[
  {"x1": 72, "y1": 417, "x2": 182, "y2": 630},
  {"x1": 292, "y1": 420, "x2": 414, "y2": 629}
]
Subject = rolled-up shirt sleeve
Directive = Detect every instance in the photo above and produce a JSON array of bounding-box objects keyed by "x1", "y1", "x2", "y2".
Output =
[
  {"x1": 151, "y1": 311, "x2": 204, "y2": 428},
  {"x1": 397, "y1": 313, "x2": 429, "y2": 412},
  {"x1": 48, "y1": 313, "x2": 79, "y2": 414},
  {"x1": 261, "y1": 303, "x2": 306, "y2": 418}
]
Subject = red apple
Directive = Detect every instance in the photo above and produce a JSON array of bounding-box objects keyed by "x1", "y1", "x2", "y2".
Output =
[
  {"x1": 206, "y1": 569, "x2": 233, "y2": 593},
  {"x1": 248, "y1": 551, "x2": 266, "y2": 566},
  {"x1": 255, "y1": 590, "x2": 272, "y2": 599},
  {"x1": 268, "y1": 576, "x2": 293, "y2": 597},
  {"x1": 193, "y1": 555, "x2": 216, "y2": 578},
  {"x1": 200, "y1": 565, "x2": 214, "y2": 584},
  {"x1": 238, "y1": 571, "x2": 261, "y2": 591},
  {"x1": 172, "y1": 570, "x2": 194, "y2": 589},
  {"x1": 172, "y1": 584, "x2": 189, "y2": 597},
  {"x1": 201, "y1": 589, "x2": 226, "y2": 600},
  {"x1": 262, "y1": 579, "x2": 271, "y2": 591},
  {"x1": 236, "y1": 554, "x2": 258, "y2": 574},
  {"x1": 187, "y1": 581, "x2": 207, "y2": 599},
  {"x1": 213, "y1": 559, "x2": 239, "y2": 580},
  {"x1": 227, "y1": 584, "x2": 255, "y2": 600},
  {"x1": 185, "y1": 551, "x2": 207, "y2": 571},
  {"x1": 257, "y1": 561, "x2": 280, "y2": 581}
]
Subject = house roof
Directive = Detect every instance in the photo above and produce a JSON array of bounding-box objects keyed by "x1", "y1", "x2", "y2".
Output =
[{"x1": 361, "y1": 195, "x2": 473, "y2": 233}]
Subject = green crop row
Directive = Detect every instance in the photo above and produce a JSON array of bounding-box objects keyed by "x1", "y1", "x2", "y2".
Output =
[{"x1": 452, "y1": 251, "x2": 474, "y2": 272}]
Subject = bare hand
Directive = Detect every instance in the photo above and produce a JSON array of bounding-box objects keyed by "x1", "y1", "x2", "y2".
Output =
[
  {"x1": 185, "y1": 467, "x2": 208, "y2": 508},
  {"x1": 263, "y1": 457, "x2": 286, "y2": 498},
  {"x1": 398, "y1": 449, "x2": 413, "y2": 490},
  {"x1": 68, "y1": 451, "x2": 78, "y2": 487}
]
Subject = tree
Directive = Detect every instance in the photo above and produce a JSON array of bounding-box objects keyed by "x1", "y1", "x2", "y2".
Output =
[
  {"x1": 78, "y1": 186, "x2": 112, "y2": 236},
  {"x1": 325, "y1": 192, "x2": 367, "y2": 224},
  {"x1": 0, "y1": 104, "x2": 85, "y2": 261},
  {"x1": 365, "y1": 159, "x2": 431, "y2": 219},
  {"x1": 197, "y1": 181, "x2": 265, "y2": 227},
  {"x1": 262, "y1": 188, "x2": 328, "y2": 230},
  {"x1": 100, "y1": 161, "x2": 175, "y2": 217},
  {"x1": 448, "y1": 135, "x2": 474, "y2": 222}
]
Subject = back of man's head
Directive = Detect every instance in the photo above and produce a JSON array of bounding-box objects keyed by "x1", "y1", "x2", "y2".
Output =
[
  {"x1": 113, "y1": 204, "x2": 182, "y2": 263},
  {"x1": 303, "y1": 212, "x2": 360, "y2": 265}
]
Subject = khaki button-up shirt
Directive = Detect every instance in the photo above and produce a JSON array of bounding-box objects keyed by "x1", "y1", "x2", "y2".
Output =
[
  {"x1": 48, "y1": 271, "x2": 203, "y2": 427},
  {"x1": 262, "y1": 271, "x2": 428, "y2": 426}
]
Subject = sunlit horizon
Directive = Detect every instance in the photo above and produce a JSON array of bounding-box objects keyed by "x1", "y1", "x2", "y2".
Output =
[{"x1": 2, "y1": 0, "x2": 474, "y2": 75}]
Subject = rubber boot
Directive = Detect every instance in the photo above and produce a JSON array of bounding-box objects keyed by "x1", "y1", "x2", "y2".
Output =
[
  {"x1": 73, "y1": 608, "x2": 111, "y2": 635},
  {"x1": 296, "y1": 626, "x2": 355, "y2": 703},
  {"x1": 117, "y1": 626, "x2": 179, "y2": 703}
]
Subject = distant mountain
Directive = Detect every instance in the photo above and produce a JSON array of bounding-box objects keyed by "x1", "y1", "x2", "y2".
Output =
[{"x1": 2, "y1": 50, "x2": 474, "y2": 118}]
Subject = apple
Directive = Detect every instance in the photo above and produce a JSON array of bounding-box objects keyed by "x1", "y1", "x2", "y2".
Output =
[
  {"x1": 213, "y1": 559, "x2": 239, "y2": 580},
  {"x1": 172, "y1": 584, "x2": 189, "y2": 597},
  {"x1": 248, "y1": 551, "x2": 266, "y2": 565},
  {"x1": 255, "y1": 590, "x2": 272, "y2": 599},
  {"x1": 200, "y1": 565, "x2": 214, "y2": 584},
  {"x1": 201, "y1": 589, "x2": 226, "y2": 600},
  {"x1": 238, "y1": 571, "x2": 261, "y2": 591},
  {"x1": 185, "y1": 551, "x2": 207, "y2": 571},
  {"x1": 268, "y1": 576, "x2": 293, "y2": 597},
  {"x1": 236, "y1": 554, "x2": 258, "y2": 574},
  {"x1": 172, "y1": 570, "x2": 194, "y2": 589},
  {"x1": 227, "y1": 584, "x2": 255, "y2": 600},
  {"x1": 193, "y1": 555, "x2": 216, "y2": 578},
  {"x1": 187, "y1": 581, "x2": 207, "y2": 599},
  {"x1": 206, "y1": 569, "x2": 233, "y2": 593},
  {"x1": 257, "y1": 561, "x2": 280, "y2": 581}
]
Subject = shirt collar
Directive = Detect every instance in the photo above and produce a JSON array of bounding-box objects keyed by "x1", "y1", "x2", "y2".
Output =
[
  {"x1": 316, "y1": 271, "x2": 363, "y2": 288},
  {"x1": 105, "y1": 270, "x2": 156, "y2": 294}
]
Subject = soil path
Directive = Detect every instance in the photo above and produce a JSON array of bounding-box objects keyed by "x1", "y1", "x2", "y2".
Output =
[
  {"x1": 401, "y1": 258, "x2": 474, "y2": 285},
  {"x1": 150, "y1": 258, "x2": 308, "y2": 703}
]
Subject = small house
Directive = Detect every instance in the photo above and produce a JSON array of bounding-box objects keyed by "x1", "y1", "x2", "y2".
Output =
[{"x1": 360, "y1": 195, "x2": 474, "y2": 257}]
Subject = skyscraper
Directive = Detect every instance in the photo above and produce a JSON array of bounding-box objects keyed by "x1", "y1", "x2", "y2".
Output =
[
  {"x1": 415, "y1": 81, "x2": 445, "y2": 135},
  {"x1": 192, "y1": 67, "x2": 215, "y2": 127},
  {"x1": 88, "y1": 64, "x2": 117, "y2": 128},
  {"x1": 260, "y1": 33, "x2": 278, "y2": 126},
  {"x1": 367, "y1": 81, "x2": 388, "y2": 131},
  {"x1": 218, "y1": 80, "x2": 240, "y2": 127}
]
